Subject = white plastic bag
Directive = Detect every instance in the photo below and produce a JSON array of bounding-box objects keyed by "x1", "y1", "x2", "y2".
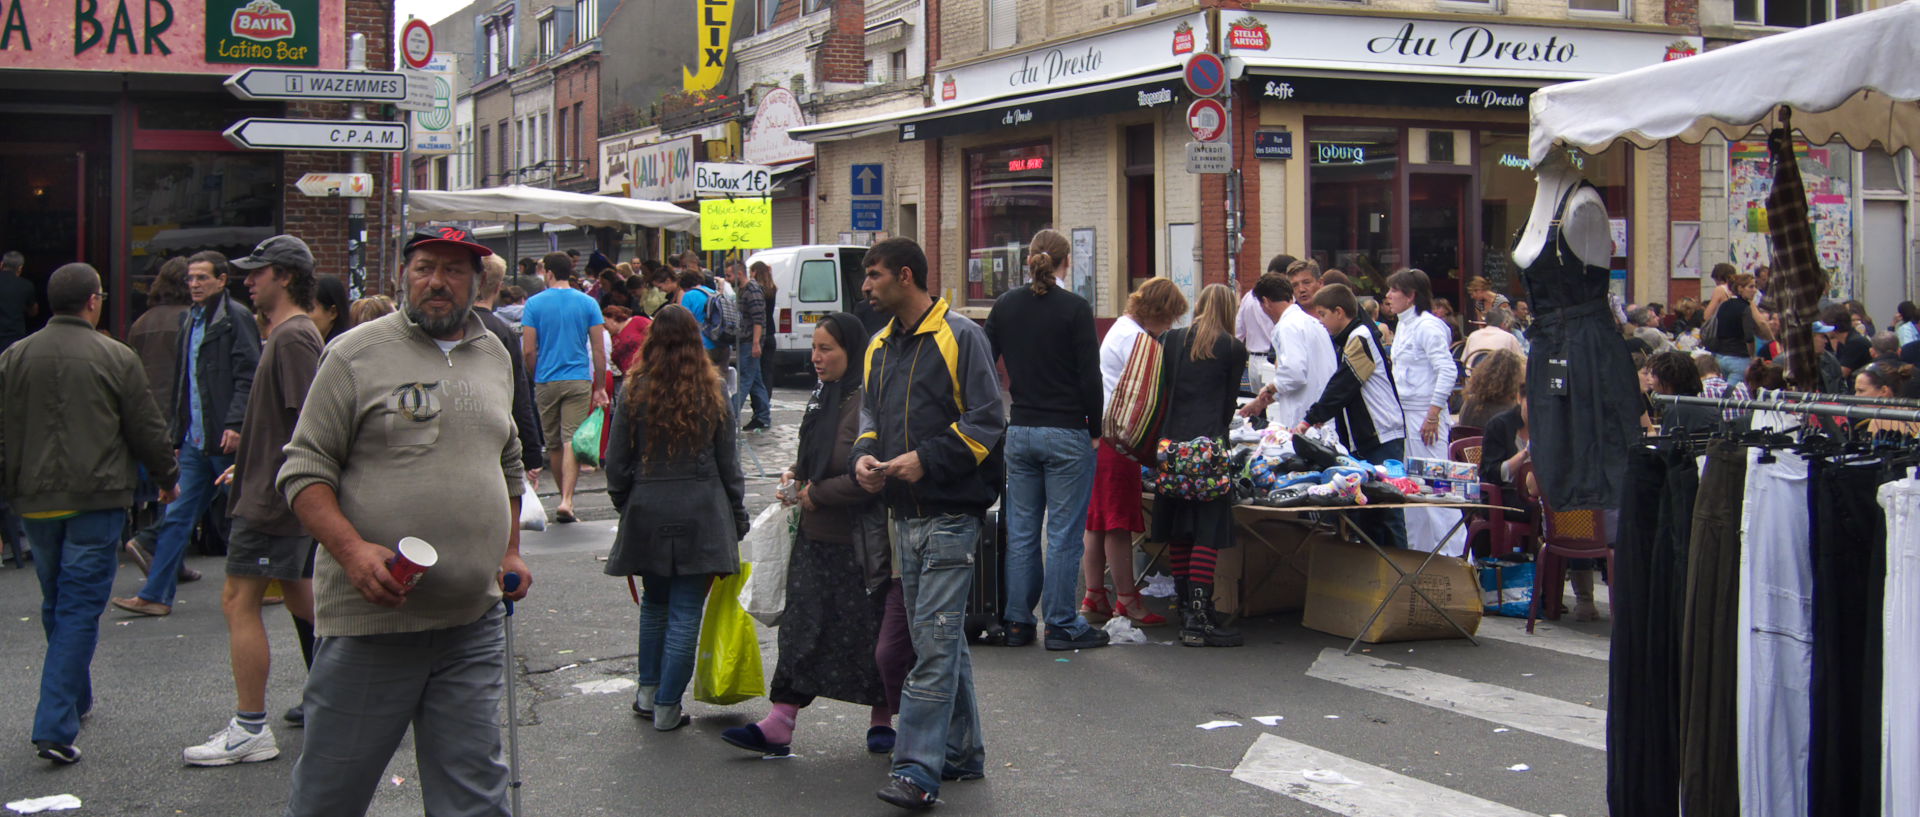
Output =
[
  {"x1": 519, "y1": 483, "x2": 547, "y2": 532},
  {"x1": 739, "y1": 503, "x2": 797, "y2": 627},
  {"x1": 1102, "y1": 615, "x2": 1150, "y2": 644}
]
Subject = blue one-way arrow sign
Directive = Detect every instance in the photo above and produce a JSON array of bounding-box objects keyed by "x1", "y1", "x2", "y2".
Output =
[{"x1": 851, "y1": 164, "x2": 884, "y2": 197}]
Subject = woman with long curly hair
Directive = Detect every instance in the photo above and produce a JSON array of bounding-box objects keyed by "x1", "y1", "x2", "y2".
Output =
[
  {"x1": 603, "y1": 304, "x2": 748, "y2": 731},
  {"x1": 1459, "y1": 348, "x2": 1525, "y2": 429}
]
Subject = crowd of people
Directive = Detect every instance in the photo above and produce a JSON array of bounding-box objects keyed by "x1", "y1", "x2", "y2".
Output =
[{"x1": 2, "y1": 227, "x2": 1918, "y2": 816}]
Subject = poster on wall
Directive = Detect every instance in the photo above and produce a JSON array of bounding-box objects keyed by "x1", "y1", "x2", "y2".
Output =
[
  {"x1": 1728, "y1": 140, "x2": 1854, "y2": 299},
  {"x1": 1071, "y1": 228, "x2": 1096, "y2": 304},
  {"x1": 1670, "y1": 221, "x2": 1702, "y2": 278}
]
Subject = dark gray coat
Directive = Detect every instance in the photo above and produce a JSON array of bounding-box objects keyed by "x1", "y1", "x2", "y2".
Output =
[
  {"x1": 172, "y1": 291, "x2": 259, "y2": 453},
  {"x1": 602, "y1": 380, "x2": 748, "y2": 577}
]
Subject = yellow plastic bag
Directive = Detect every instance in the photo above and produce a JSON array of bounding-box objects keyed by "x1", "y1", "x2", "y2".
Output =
[{"x1": 692, "y1": 563, "x2": 765, "y2": 705}]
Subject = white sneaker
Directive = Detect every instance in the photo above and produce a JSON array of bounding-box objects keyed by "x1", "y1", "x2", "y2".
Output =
[{"x1": 183, "y1": 719, "x2": 280, "y2": 766}]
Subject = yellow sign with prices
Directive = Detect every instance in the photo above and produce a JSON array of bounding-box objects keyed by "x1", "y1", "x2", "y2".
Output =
[{"x1": 700, "y1": 197, "x2": 772, "y2": 250}]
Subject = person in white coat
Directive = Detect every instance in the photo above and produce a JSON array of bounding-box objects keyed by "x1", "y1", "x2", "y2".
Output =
[
  {"x1": 1384, "y1": 269, "x2": 1462, "y2": 554},
  {"x1": 1238, "y1": 274, "x2": 1336, "y2": 431}
]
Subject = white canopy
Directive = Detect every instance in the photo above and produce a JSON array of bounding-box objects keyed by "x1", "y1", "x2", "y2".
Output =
[
  {"x1": 406, "y1": 185, "x2": 701, "y2": 233},
  {"x1": 1529, "y1": 0, "x2": 1920, "y2": 164}
]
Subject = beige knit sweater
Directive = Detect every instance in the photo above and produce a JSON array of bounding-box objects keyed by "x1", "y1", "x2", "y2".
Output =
[{"x1": 277, "y1": 309, "x2": 525, "y2": 637}]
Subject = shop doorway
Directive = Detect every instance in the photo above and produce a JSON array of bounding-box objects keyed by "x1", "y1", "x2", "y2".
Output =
[
  {"x1": 1409, "y1": 173, "x2": 1472, "y2": 310},
  {"x1": 1124, "y1": 124, "x2": 1157, "y2": 288},
  {"x1": 0, "y1": 114, "x2": 112, "y2": 332}
]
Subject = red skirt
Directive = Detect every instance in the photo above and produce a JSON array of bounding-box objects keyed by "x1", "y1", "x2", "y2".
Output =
[{"x1": 1086, "y1": 441, "x2": 1146, "y2": 533}]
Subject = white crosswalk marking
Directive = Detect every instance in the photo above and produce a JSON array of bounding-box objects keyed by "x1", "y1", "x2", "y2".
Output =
[
  {"x1": 1473, "y1": 616, "x2": 1613, "y2": 662},
  {"x1": 1305, "y1": 648, "x2": 1606, "y2": 749},
  {"x1": 1231, "y1": 733, "x2": 1546, "y2": 817}
]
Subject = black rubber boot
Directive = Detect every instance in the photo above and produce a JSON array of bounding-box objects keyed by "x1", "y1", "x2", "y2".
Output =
[{"x1": 1179, "y1": 583, "x2": 1244, "y2": 647}]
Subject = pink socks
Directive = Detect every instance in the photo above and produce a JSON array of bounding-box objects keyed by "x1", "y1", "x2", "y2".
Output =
[{"x1": 756, "y1": 704, "x2": 799, "y2": 744}]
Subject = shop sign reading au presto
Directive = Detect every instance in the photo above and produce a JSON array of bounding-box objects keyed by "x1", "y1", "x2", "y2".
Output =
[
  {"x1": 932, "y1": 12, "x2": 1208, "y2": 109},
  {"x1": 1223, "y1": 10, "x2": 1700, "y2": 80}
]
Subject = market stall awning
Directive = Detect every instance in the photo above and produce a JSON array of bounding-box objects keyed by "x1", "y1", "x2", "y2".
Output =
[
  {"x1": 407, "y1": 185, "x2": 701, "y2": 233},
  {"x1": 1528, "y1": 0, "x2": 1920, "y2": 164}
]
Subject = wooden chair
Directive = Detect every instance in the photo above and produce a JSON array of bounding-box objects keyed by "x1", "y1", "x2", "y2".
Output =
[{"x1": 1517, "y1": 462, "x2": 1614, "y2": 634}]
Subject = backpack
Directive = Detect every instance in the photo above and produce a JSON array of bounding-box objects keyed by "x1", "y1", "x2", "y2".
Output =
[{"x1": 701, "y1": 286, "x2": 739, "y2": 346}]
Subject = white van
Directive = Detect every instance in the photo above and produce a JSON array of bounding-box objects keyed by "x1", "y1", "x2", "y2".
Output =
[{"x1": 744, "y1": 244, "x2": 872, "y2": 381}]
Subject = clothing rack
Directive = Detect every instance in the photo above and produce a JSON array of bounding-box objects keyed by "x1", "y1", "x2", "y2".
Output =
[
  {"x1": 1655, "y1": 393, "x2": 1920, "y2": 424},
  {"x1": 1751, "y1": 388, "x2": 1920, "y2": 409}
]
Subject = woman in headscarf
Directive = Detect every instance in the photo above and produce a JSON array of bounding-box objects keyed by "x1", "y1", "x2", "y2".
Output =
[{"x1": 722, "y1": 312, "x2": 904, "y2": 757}]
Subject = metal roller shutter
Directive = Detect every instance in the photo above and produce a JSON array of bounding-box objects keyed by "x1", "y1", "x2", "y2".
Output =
[{"x1": 772, "y1": 197, "x2": 805, "y2": 248}]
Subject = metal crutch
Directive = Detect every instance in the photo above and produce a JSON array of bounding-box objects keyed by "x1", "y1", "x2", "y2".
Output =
[{"x1": 502, "y1": 572, "x2": 525, "y2": 817}]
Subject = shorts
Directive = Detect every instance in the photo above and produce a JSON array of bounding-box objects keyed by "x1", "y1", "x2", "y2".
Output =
[
  {"x1": 1086, "y1": 441, "x2": 1146, "y2": 533},
  {"x1": 536, "y1": 379, "x2": 593, "y2": 451},
  {"x1": 227, "y1": 517, "x2": 314, "y2": 581}
]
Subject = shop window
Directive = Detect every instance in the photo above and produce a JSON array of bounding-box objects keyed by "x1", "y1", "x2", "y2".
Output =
[
  {"x1": 1863, "y1": 149, "x2": 1909, "y2": 193},
  {"x1": 798, "y1": 260, "x2": 837, "y2": 302},
  {"x1": 1736, "y1": 0, "x2": 1859, "y2": 26},
  {"x1": 130, "y1": 151, "x2": 279, "y2": 310},
  {"x1": 966, "y1": 143, "x2": 1054, "y2": 303},
  {"x1": 1307, "y1": 125, "x2": 1401, "y2": 295}
]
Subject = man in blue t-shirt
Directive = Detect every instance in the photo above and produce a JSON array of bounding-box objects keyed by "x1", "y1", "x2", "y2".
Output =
[
  {"x1": 676, "y1": 268, "x2": 731, "y2": 369},
  {"x1": 521, "y1": 251, "x2": 607, "y2": 523}
]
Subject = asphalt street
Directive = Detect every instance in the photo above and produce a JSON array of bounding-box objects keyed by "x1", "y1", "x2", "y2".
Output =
[{"x1": 0, "y1": 384, "x2": 1615, "y2": 817}]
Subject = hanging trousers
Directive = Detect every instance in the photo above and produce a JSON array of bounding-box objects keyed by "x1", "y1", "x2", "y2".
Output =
[
  {"x1": 1678, "y1": 439, "x2": 1746, "y2": 817},
  {"x1": 1808, "y1": 461, "x2": 1887, "y2": 817},
  {"x1": 1881, "y1": 478, "x2": 1920, "y2": 817},
  {"x1": 1607, "y1": 446, "x2": 1696, "y2": 817},
  {"x1": 1738, "y1": 448, "x2": 1813, "y2": 817}
]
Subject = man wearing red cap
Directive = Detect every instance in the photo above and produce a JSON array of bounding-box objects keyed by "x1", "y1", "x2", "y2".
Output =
[{"x1": 277, "y1": 227, "x2": 531, "y2": 817}]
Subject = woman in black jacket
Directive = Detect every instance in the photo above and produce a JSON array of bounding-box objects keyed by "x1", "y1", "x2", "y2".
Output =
[
  {"x1": 604, "y1": 304, "x2": 748, "y2": 732},
  {"x1": 721, "y1": 313, "x2": 905, "y2": 757},
  {"x1": 1151, "y1": 284, "x2": 1248, "y2": 648}
]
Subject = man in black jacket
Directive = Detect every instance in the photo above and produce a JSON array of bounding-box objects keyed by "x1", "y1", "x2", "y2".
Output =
[
  {"x1": 0, "y1": 263, "x2": 181, "y2": 763},
  {"x1": 852, "y1": 239, "x2": 1005, "y2": 811},
  {"x1": 116, "y1": 250, "x2": 258, "y2": 617}
]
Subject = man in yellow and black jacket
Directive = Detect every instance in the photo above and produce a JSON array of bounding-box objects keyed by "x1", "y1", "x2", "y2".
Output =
[{"x1": 851, "y1": 238, "x2": 1004, "y2": 811}]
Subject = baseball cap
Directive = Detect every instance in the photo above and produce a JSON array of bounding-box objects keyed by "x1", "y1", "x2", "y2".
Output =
[
  {"x1": 404, "y1": 226, "x2": 495, "y2": 260},
  {"x1": 1811, "y1": 321, "x2": 1840, "y2": 333},
  {"x1": 230, "y1": 235, "x2": 315, "y2": 272}
]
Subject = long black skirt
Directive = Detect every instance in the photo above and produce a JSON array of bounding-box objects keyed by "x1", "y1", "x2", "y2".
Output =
[{"x1": 770, "y1": 532, "x2": 886, "y2": 708}]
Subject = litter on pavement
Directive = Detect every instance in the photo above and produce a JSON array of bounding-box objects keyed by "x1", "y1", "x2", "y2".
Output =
[
  {"x1": 5, "y1": 794, "x2": 81, "y2": 814},
  {"x1": 1253, "y1": 715, "x2": 1285, "y2": 726},
  {"x1": 1196, "y1": 720, "x2": 1242, "y2": 730}
]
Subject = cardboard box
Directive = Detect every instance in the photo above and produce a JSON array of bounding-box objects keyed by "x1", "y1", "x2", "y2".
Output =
[
  {"x1": 1300, "y1": 538, "x2": 1482, "y2": 644},
  {"x1": 1136, "y1": 506, "x2": 1342, "y2": 618}
]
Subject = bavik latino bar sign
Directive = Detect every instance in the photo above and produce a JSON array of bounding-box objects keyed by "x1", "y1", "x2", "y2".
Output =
[{"x1": 0, "y1": 0, "x2": 343, "y2": 72}]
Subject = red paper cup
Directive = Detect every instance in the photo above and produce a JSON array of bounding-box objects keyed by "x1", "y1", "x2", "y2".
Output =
[{"x1": 387, "y1": 537, "x2": 439, "y2": 592}]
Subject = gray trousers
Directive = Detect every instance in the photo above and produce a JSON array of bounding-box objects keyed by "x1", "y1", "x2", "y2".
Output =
[{"x1": 284, "y1": 605, "x2": 509, "y2": 817}]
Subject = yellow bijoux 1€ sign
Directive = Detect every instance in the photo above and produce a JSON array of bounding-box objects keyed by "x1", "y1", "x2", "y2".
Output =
[
  {"x1": 700, "y1": 197, "x2": 772, "y2": 251},
  {"x1": 683, "y1": 0, "x2": 735, "y2": 93}
]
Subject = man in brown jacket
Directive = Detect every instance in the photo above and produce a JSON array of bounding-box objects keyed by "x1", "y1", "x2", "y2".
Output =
[{"x1": 0, "y1": 263, "x2": 180, "y2": 765}]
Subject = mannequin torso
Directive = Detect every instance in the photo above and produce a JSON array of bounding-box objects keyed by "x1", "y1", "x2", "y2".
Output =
[{"x1": 1513, "y1": 155, "x2": 1612, "y2": 272}]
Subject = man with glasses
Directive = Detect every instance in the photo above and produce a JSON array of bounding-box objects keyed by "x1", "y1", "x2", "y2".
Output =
[
  {"x1": 0, "y1": 263, "x2": 181, "y2": 764},
  {"x1": 116, "y1": 250, "x2": 258, "y2": 616}
]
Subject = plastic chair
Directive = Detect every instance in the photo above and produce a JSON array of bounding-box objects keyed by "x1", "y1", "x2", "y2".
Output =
[
  {"x1": 1450, "y1": 437, "x2": 1533, "y2": 562},
  {"x1": 1450, "y1": 425, "x2": 1484, "y2": 444},
  {"x1": 1518, "y1": 462, "x2": 1614, "y2": 633}
]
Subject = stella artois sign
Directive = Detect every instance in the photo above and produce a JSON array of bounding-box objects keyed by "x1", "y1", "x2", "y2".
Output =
[
  {"x1": 208, "y1": 0, "x2": 319, "y2": 66},
  {"x1": 1228, "y1": 16, "x2": 1270, "y2": 51},
  {"x1": 1172, "y1": 21, "x2": 1195, "y2": 55},
  {"x1": 1663, "y1": 39, "x2": 1699, "y2": 61}
]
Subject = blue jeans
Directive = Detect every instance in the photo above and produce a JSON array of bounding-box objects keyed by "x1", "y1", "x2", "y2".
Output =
[
  {"x1": 637, "y1": 575, "x2": 710, "y2": 707},
  {"x1": 1716, "y1": 354, "x2": 1752, "y2": 390},
  {"x1": 1002, "y1": 426, "x2": 1096, "y2": 635},
  {"x1": 1353, "y1": 438, "x2": 1408, "y2": 551},
  {"x1": 729, "y1": 351, "x2": 771, "y2": 426},
  {"x1": 138, "y1": 446, "x2": 232, "y2": 606},
  {"x1": 24, "y1": 509, "x2": 126, "y2": 745},
  {"x1": 892, "y1": 513, "x2": 985, "y2": 795}
]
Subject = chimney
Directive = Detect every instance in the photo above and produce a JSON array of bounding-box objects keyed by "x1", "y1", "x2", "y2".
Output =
[{"x1": 816, "y1": 0, "x2": 866, "y2": 87}]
